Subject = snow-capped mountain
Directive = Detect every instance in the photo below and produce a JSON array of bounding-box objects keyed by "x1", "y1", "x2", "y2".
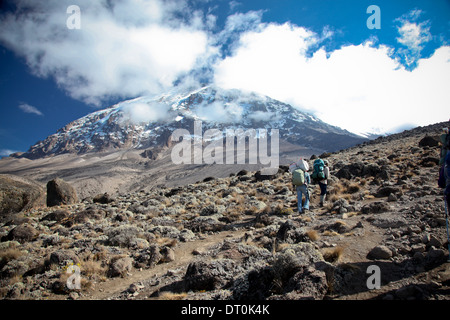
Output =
[{"x1": 20, "y1": 86, "x2": 367, "y2": 159}]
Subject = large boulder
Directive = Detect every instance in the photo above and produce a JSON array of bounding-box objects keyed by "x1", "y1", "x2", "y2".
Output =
[
  {"x1": 93, "y1": 192, "x2": 115, "y2": 204},
  {"x1": 270, "y1": 266, "x2": 328, "y2": 300},
  {"x1": 106, "y1": 225, "x2": 141, "y2": 248},
  {"x1": 0, "y1": 174, "x2": 45, "y2": 221},
  {"x1": 232, "y1": 243, "x2": 326, "y2": 300},
  {"x1": 2, "y1": 223, "x2": 39, "y2": 243},
  {"x1": 49, "y1": 249, "x2": 80, "y2": 266},
  {"x1": 108, "y1": 256, "x2": 133, "y2": 278},
  {"x1": 367, "y1": 245, "x2": 393, "y2": 260},
  {"x1": 184, "y1": 259, "x2": 237, "y2": 291},
  {"x1": 418, "y1": 135, "x2": 440, "y2": 148},
  {"x1": 46, "y1": 178, "x2": 78, "y2": 207}
]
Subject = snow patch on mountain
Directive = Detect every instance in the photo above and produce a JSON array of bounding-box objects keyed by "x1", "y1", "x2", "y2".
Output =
[{"x1": 19, "y1": 86, "x2": 369, "y2": 159}]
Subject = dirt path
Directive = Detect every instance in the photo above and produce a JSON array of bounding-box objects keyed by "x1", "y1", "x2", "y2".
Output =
[{"x1": 83, "y1": 229, "x2": 248, "y2": 300}]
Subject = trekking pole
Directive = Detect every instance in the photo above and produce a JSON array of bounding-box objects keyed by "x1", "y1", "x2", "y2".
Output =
[{"x1": 444, "y1": 191, "x2": 450, "y2": 262}]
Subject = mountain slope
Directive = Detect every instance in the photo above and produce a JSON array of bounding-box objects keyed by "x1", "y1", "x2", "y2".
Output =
[
  {"x1": 1, "y1": 120, "x2": 449, "y2": 301},
  {"x1": 19, "y1": 86, "x2": 367, "y2": 159}
]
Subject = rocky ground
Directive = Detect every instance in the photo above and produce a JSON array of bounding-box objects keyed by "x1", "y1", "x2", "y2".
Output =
[{"x1": 1, "y1": 121, "x2": 450, "y2": 301}]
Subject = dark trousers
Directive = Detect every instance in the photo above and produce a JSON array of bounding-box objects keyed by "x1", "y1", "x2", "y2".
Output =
[{"x1": 319, "y1": 182, "x2": 327, "y2": 196}]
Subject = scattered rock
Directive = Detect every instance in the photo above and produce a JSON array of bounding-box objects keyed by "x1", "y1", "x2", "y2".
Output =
[
  {"x1": 93, "y1": 192, "x2": 115, "y2": 204},
  {"x1": 46, "y1": 178, "x2": 78, "y2": 207},
  {"x1": 108, "y1": 256, "x2": 133, "y2": 277},
  {"x1": 418, "y1": 135, "x2": 440, "y2": 147},
  {"x1": 367, "y1": 245, "x2": 393, "y2": 260},
  {"x1": 41, "y1": 210, "x2": 70, "y2": 222},
  {"x1": 160, "y1": 246, "x2": 175, "y2": 263},
  {"x1": 361, "y1": 202, "x2": 391, "y2": 214},
  {"x1": 134, "y1": 244, "x2": 162, "y2": 268},
  {"x1": 184, "y1": 259, "x2": 237, "y2": 291},
  {"x1": 271, "y1": 266, "x2": 328, "y2": 300},
  {"x1": 49, "y1": 249, "x2": 80, "y2": 266},
  {"x1": 1, "y1": 121, "x2": 450, "y2": 301},
  {"x1": 375, "y1": 186, "x2": 400, "y2": 198},
  {"x1": 106, "y1": 225, "x2": 141, "y2": 248},
  {"x1": 0, "y1": 174, "x2": 45, "y2": 219},
  {"x1": 3, "y1": 223, "x2": 39, "y2": 243}
]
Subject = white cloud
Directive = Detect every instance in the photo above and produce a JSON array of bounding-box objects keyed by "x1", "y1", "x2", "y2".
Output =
[
  {"x1": 195, "y1": 101, "x2": 243, "y2": 123},
  {"x1": 395, "y1": 9, "x2": 432, "y2": 67},
  {"x1": 1, "y1": 3, "x2": 448, "y2": 136},
  {"x1": 0, "y1": 0, "x2": 210, "y2": 106},
  {"x1": 213, "y1": 22, "x2": 450, "y2": 135},
  {"x1": 18, "y1": 103, "x2": 43, "y2": 116},
  {"x1": 229, "y1": 1, "x2": 242, "y2": 11},
  {"x1": 0, "y1": 149, "x2": 19, "y2": 157},
  {"x1": 248, "y1": 111, "x2": 280, "y2": 122},
  {"x1": 397, "y1": 21, "x2": 431, "y2": 52},
  {"x1": 120, "y1": 101, "x2": 171, "y2": 124}
]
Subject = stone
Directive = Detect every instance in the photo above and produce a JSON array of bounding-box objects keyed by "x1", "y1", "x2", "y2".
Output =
[
  {"x1": 106, "y1": 225, "x2": 140, "y2": 248},
  {"x1": 367, "y1": 245, "x2": 392, "y2": 260},
  {"x1": 418, "y1": 135, "x2": 440, "y2": 148},
  {"x1": 273, "y1": 266, "x2": 328, "y2": 300},
  {"x1": 361, "y1": 202, "x2": 391, "y2": 214},
  {"x1": 0, "y1": 259, "x2": 29, "y2": 278},
  {"x1": 0, "y1": 175, "x2": 45, "y2": 219},
  {"x1": 387, "y1": 193, "x2": 397, "y2": 202},
  {"x1": 46, "y1": 178, "x2": 78, "y2": 207},
  {"x1": 49, "y1": 249, "x2": 80, "y2": 266},
  {"x1": 427, "y1": 235, "x2": 442, "y2": 249},
  {"x1": 184, "y1": 259, "x2": 237, "y2": 291},
  {"x1": 368, "y1": 215, "x2": 407, "y2": 229},
  {"x1": 395, "y1": 285, "x2": 420, "y2": 299},
  {"x1": 93, "y1": 192, "x2": 115, "y2": 204},
  {"x1": 134, "y1": 244, "x2": 162, "y2": 268},
  {"x1": 160, "y1": 246, "x2": 175, "y2": 263},
  {"x1": 41, "y1": 210, "x2": 70, "y2": 222},
  {"x1": 3, "y1": 224, "x2": 39, "y2": 243},
  {"x1": 108, "y1": 256, "x2": 133, "y2": 277}
]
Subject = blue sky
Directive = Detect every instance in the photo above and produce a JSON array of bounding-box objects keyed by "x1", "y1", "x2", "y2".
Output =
[{"x1": 0, "y1": 0, "x2": 449, "y2": 156}]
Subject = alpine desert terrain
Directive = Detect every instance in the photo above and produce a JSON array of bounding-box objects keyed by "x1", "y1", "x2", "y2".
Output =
[
  {"x1": 1, "y1": 121, "x2": 450, "y2": 301},
  {"x1": 0, "y1": 86, "x2": 366, "y2": 200}
]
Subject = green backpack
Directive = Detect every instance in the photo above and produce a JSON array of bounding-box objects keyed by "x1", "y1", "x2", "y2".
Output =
[
  {"x1": 311, "y1": 159, "x2": 326, "y2": 181},
  {"x1": 292, "y1": 168, "x2": 306, "y2": 186}
]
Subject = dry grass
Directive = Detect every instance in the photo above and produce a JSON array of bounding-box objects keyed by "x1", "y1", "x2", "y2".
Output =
[
  {"x1": 322, "y1": 246, "x2": 344, "y2": 263},
  {"x1": 159, "y1": 292, "x2": 188, "y2": 300},
  {"x1": 306, "y1": 230, "x2": 319, "y2": 241},
  {"x1": 224, "y1": 210, "x2": 242, "y2": 222},
  {"x1": 298, "y1": 215, "x2": 312, "y2": 223},
  {"x1": 156, "y1": 237, "x2": 178, "y2": 247},
  {"x1": 0, "y1": 248, "x2": 23, "y2": 267},
  {"x1": 322, "y1": 230, "x2": 340, "y2": 237},
  {"x1": 56, "y1": 269, "x2": 92, "y2": 292},
  {"x1": 345, "y1": 211, "x2": 359, "y2": 218},
  {"x1": 345, "y1": 183, "x2": 361, "y2": 194},
  {"x1": 81, "y1": 260, "x2": 107, "y2": 278},
  {"x1": 275, "y1": 242, "x2": 290, "y2": 252},
  {"x1": 272, "y1": 204, "x2": 293, "y2": 216}
]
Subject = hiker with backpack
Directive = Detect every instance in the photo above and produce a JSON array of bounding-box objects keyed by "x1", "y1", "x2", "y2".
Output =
[
  {"x1": 311, "y1": 158, "x2": 330, "y2": 207},
  {"x1": 438, "y1": 126, "x2": 450, "y2": 260},
  {"x1": 440, "y1": 127, "x2": 450, "y2": 166},
  {"x1": 289, "y1": 159, "x2": 311, "y2": 214},
  {"x1": 438, "y1": 128, "x2": 450, "y2": 203},
  {"x1": 439, "y1": 128, "x2": 450, "y2": 205}
]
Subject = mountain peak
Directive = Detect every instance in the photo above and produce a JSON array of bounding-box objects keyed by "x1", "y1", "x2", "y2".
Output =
[{"x1": 19, "y1": 87, "x2": 368, "y2": 159}]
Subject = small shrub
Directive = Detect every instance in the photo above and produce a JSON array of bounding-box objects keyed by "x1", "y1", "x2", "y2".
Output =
[
  {"x1": 306, "y1": 230, "x2": 319, "y2": 241},
  {"x1": 346, "y1": 183, "x2": 360, "y2": 194},
  {"x1": 159, "y1": 292, "x2": 188, "y2": 300},
  {"x1": 0, "y1": 248, "x2": 23, "y2": 269},
  {"x1": 322, "y1": 247, "x2": 344, "y2": 263}
]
